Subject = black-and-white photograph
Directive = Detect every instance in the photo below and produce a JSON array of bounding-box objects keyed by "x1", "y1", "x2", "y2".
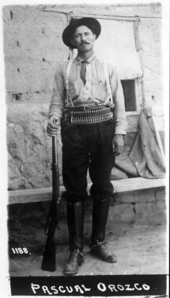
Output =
[{"x1": 0, "y1": 0, "x2": 168, "y2": 296}]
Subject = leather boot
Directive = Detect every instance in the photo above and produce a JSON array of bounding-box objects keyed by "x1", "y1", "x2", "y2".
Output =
[
  {"x1": 90, "y1": 197, "x2": 117, "y2": 263},
  {"x1": 63, "y1": 201, "x2": 84, "y2": 275}
]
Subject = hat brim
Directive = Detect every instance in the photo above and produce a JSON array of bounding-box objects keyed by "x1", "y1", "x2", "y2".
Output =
[{"x1": 62, "y1": 17, "x2": 101, "y2": 49}]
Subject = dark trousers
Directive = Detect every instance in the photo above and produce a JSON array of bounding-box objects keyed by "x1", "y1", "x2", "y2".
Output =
[{"x1": 61, "y1": 118, "x2": 115, "y2": 203}]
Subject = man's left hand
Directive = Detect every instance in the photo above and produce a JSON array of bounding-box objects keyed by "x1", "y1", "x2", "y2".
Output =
[{"x1": 112, "y1": 134, "x2": 124, "y2": 156}]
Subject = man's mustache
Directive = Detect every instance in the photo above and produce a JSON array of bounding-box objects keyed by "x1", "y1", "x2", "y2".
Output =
[{"x1": 80, "y1": 42, "x2": 90, "y2": 46}]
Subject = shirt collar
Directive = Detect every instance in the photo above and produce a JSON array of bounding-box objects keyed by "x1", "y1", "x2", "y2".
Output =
[{"x1": 76, "y1": 52, "x2": 96, "y2": 65}]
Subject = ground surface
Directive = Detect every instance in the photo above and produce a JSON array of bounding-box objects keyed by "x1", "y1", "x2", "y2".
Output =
[{"x1": 8, "y1": 207, "x2": 167, "y2": 277}]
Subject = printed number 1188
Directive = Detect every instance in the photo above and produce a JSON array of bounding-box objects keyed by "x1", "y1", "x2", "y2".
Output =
[{"x1": 11, "y1": 248, "x2": 29, "y2": 254}]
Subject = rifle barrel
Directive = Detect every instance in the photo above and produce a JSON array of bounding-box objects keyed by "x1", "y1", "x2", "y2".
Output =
[{"x1": 41, "y1": 135, "x2": 60, "y2": 272}]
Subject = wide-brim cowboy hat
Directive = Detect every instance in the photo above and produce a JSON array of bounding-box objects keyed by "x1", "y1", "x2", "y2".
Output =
[{"x1": 62, "y1": 17, "x2": 101, "y2": 48}]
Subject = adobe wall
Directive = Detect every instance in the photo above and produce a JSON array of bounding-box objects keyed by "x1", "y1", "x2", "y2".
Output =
[{"x1": 3, "y1": 3, "x2": 164, "y2": 191}]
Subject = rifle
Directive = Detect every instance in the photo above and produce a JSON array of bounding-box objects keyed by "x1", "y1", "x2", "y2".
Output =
[{"x1": 41, "y1": 136, "x2": 60, "y2": 272}]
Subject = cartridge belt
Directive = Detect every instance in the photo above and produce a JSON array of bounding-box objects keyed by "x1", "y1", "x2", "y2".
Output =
[{"x1": 64, "y1": 107, "x2": 113, "y2": 125}]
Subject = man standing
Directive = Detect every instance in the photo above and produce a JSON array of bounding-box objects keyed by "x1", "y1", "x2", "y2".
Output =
[{"x1": 47, "y1": 17, "x2": 127, "y2": 275}]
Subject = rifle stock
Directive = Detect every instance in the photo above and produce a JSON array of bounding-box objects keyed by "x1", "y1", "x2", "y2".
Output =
[{"x1": 41, "y1": 136, "x2": 60, "y2": 272}]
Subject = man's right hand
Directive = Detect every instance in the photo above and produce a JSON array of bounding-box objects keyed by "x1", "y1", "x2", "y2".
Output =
[{"x1": 47, "y1": 116, "x2": 60, "y2": 137}]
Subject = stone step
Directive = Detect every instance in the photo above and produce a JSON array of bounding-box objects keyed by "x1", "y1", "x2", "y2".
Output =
[{"x1": 8, "y1": 177, "x2": 165, "y2": 205}]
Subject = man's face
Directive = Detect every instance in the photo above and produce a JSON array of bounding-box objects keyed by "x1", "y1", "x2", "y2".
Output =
[{"x1": 71, "y1": 25, "x2": 96, "y2": 53}]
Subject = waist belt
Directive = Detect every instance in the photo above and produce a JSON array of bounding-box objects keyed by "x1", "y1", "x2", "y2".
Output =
[{"x1": 64, "y1": 107, "x2": 113, "y2": 125}]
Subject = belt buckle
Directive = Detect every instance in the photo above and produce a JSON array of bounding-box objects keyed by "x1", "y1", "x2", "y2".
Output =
[{"x1": 64, "y1": 110, "x2": 71, "y2": 122}]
